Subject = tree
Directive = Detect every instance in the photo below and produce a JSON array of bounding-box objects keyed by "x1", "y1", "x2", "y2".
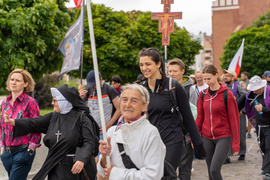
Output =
[
  {"x1": 220, "y1": 25, "x2": 270, "y2": 77},
  {"x1": 0, "y1": 0, "x2": 75, "y2": 88},
  {"x1": 69, "y1": 4, "x2": 202, "y2": 83},
  {"x1": 250, "y1": 9, "x2": 270, "y2": 28}
]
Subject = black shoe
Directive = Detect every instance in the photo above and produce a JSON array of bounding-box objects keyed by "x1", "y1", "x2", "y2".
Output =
[
  {"x1": 238, "y1": 155, "x2": 245, "y2": 161},
  {"x1": 264, "y1": 173, "x2": 270, "y2": 180},
  {"x1": 247, "y1": 133, "x2": 252, "y2": 138},
  {"x1": 262, "y1": 171, "x2": 267, "y2": 175},
  {"x1": 223, "y1": 157, "x2": 230, "y2": 164}
]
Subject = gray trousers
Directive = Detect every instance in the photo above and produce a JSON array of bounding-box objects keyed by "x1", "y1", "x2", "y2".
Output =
[{"x1": 202, "y1": 136, "x2": 231, "y2": 180}]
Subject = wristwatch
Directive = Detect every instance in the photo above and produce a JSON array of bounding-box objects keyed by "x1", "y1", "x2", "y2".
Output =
[{"x1": 28, "y1": 149, "x2": 34, "y2": 156}]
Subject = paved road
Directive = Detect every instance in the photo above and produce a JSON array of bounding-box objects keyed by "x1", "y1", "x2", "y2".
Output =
[{"x1": 191, "y1": 128, "x2": 263, "y2": 180}]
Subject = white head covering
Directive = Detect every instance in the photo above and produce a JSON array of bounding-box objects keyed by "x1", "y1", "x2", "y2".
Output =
[
  {"x1": 247, "y1": 75, "x2": 267, "y2": 91},
  {"x1": 51, "y1": 88, "x2": 73, "y2": 114}
]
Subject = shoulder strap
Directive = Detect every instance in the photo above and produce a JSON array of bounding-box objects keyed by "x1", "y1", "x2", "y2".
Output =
[
  {"x1": 195, "y1": 85, "x2": 200, "y2": 97},
  {"x1": 202, "y1": 89, "x2": 207, "y2": 101},
  {"x1": 224, "y1": 89, "x2": 228, "y2": 109},
  {"x1": 169, "y1": 78, "x2": 183, "y2": 121},
  {"x1": 117, "y1": 143, "x2": 139, "y2": 170},
  {"x1": 169, "y1": 78, "x2": 187, "y2": 136},
  {"x1": 202, "y1": 89, "x2": 227, "y2": 109},
  {"x1": 169, "y1": 78, "x2": 178, "y2": 113}
]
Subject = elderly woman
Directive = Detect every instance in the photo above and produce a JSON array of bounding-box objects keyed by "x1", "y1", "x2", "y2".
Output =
[
  {"x1": 0, "y1": 69, "x2": 40, "y2": 180},
  {"x1": 97, "y1": 83, "x2": 166, "y2": 180},
  {"x1": 4, "y1": 84, "x2": 97, "y2": 180}
]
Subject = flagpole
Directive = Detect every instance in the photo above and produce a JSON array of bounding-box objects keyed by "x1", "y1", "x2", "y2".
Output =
[
  {"x1": 86, "y1": 0, "x2": 111, "y2": 167},
  {"x1": 80, "y1": 0, "x2": 85, "y2": 84},
  {"x1": 165, "y1": 45, "x2": 167, "y2": 74}
]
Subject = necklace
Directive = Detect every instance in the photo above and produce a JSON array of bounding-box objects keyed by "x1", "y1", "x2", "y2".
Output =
[{"x1": 55, "y1": 116, "x2": 65, "y2": 143}]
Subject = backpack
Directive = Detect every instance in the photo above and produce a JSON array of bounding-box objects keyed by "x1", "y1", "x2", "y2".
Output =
[
  {"x1": 201, "y1": 89, "x2": 228, "y2": 110},
  {"x1": 79, "y1": 111, "x2": 100, "y2": 157}
]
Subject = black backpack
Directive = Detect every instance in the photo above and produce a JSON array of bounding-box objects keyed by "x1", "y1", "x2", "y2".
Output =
[{"x1": 79, "y1": 111, "x2": 100, "y2": 157}]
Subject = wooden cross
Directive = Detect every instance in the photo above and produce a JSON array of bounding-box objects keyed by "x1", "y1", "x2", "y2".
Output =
[
  {"x1": 151, "y1": 0, "x2": 182, "y2": 46},
  {"x1": 55, "y1": 130, "x2": 61, "y2": 143}
]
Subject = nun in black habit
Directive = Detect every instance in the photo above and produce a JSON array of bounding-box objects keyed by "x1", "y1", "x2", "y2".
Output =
[{"x1": 4, "y1": 84, "x2": 97, "y2": 180}]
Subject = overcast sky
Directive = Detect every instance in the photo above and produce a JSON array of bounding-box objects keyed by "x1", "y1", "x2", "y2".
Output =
[{"x1": 67, "y1": 0, "x2": 214, "y2": 35}]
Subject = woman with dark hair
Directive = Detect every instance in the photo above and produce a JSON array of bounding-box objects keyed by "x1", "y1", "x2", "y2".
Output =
[
  {"x1": 196, "y1": 64, "x2": 240, "y2": 180},
  {"x1": 136, "y1": 47, "x2": 205, "y2": 170},
  {"x1": 4, "y1": 84, "x2": 97, "y2": 180}
]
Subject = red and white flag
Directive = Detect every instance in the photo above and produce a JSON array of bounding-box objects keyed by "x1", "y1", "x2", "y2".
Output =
[
  {"x1": 228, "y1": 38, "x2": 245, "y2": 78},
  {"x1": 74, "y1": 0, "x2": 82, "y2": 8}
]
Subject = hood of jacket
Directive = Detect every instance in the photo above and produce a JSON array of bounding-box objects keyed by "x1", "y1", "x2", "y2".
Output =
[
  {"x1": 203, "y1": 83, "x2": 228, "y2": 100},
  {"x1": 182, "y1": 75, "x2": 193, "y2": 88}
]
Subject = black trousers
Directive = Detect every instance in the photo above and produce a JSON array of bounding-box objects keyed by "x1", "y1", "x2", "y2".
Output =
[
  {"x1": 260, "y1": 127, "x2": 270, "y2": 173},
  {"x1": 48, "y1": 156, "x2": 96, "y2": 180},
  {"x1": 165, "y1": 142, "x2": 183, "y2": 170},
  {"x1": 178, "y1": 142, "x2": 194, "y2": 180}
]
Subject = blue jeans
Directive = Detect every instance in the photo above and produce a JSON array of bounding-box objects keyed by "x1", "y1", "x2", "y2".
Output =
[{"x1": 1, "y1": 147, "x2": 35, "y2": 180}]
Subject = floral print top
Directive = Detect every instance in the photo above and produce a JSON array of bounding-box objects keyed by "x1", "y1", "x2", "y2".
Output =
[{"x1": 0, "y1": 92, "x2": 41, "y2": 150}]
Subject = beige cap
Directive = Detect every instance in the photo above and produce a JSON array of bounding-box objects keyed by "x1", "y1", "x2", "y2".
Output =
[{"x1": 223, "y1": 69, "x2": 237, "y2": 78}]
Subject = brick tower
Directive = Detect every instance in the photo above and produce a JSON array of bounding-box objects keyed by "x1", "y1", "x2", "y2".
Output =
[{"x1": 212, "y1": 0, "x2": 270, "y2": 73}]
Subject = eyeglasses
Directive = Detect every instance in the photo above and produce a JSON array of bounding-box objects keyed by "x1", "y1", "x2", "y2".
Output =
[
  {"x1": 224, "y1": 75, "x2": 233, "y2": 78},
  {"x1": 52, "y1": 98, "x2": 67, "y2": 103}
]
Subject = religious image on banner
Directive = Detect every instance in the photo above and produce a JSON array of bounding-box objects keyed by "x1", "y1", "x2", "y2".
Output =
[
  {"x1": 57, "y1": 5, "x2": 84, "y2": 79},
  {"x1": 60, "y1": 38, "x2": 75, "y2": 72}
]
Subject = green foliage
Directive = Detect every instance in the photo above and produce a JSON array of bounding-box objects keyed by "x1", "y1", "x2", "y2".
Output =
[
  {"x1": 34, "y1": 73, "x2": 58, "y2": 109},
  {"x1": 40, "y1": 108, "x2": 53, "y2": 116},
  {"x1": 220, "y1": 25, "x2": 270, "y2": 77},
  {"x1": 0, "y1": 0, "x2": 75, "y2": 88},
  {"x1": 0, "y1": 1, "x2": 201, "y2": 86},
  {"x1": 68, "y1": 4, "x2": 202, "y2": 83},
  {"x1": 0, "y1": 87, "x2": 9, "y2": 96},
  {"x1": 250, "y1": 9, "x2": 270, "y2": 28},
  {"x1": 57, "y1": 78, "x2": 79, "y2": 89}
]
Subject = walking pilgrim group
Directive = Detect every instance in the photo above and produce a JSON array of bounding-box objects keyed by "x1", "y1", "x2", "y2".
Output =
[{"x1": 0, "y1": 48, "x2": 270, "y2": 180}]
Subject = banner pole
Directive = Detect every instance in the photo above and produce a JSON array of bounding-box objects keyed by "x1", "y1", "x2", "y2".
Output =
[
  {"x1": 86, "y1": 0, "x2": 111, "y2": 167},
  {"x1": 80, "y1": 0, "x2": 85, "y2": 84},
  {"x1": 165, "y1": 45, "x2": 167, "y2": 75}
]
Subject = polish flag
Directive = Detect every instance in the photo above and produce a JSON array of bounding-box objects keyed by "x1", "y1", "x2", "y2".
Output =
[
  {"x1": 74, "y1": 0, "x2": 82, "y2": 8},
  {"x1": 228, "y1": 38, "x2": 245, "y2": 78}
]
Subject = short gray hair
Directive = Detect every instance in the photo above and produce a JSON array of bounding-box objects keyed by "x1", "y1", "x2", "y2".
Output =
[{"x1": 120, "y1": 83, "x2": 149, "y2": 105}]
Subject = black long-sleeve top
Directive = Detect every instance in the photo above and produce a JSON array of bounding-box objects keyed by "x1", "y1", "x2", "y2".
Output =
[
  {"x1": 140, "y1": 77, "x2": 203, "y2": 149},
  {"x1": 13, "y1": 109, "x2": 95, "y2": 180}
]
